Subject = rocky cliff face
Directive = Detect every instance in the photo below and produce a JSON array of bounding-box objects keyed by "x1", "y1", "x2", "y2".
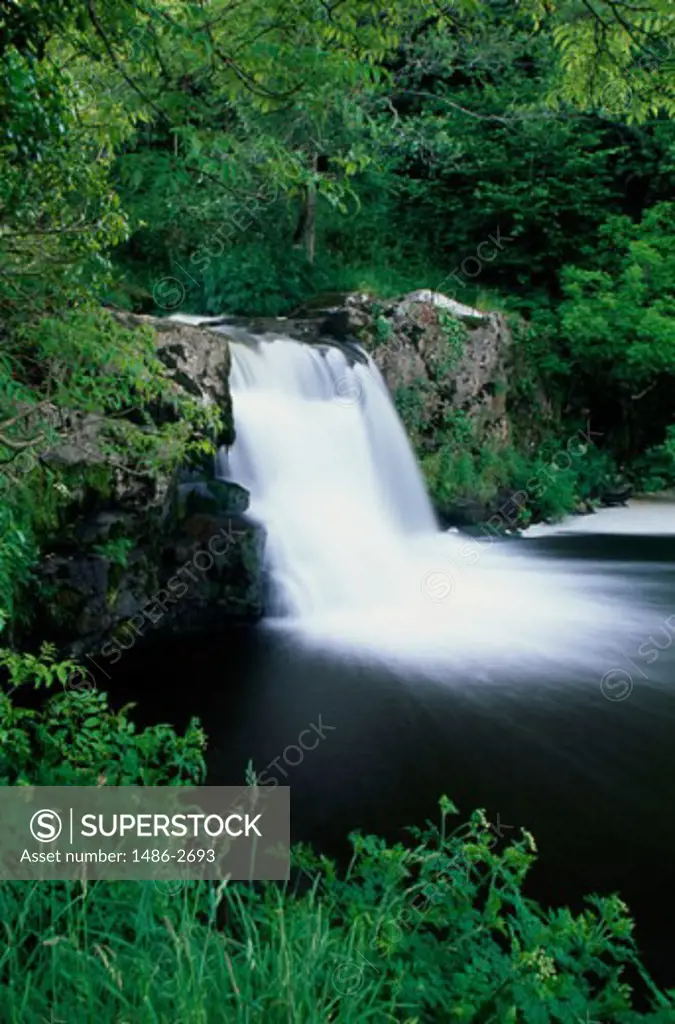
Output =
[
  {"x1": 210, "y1": 292, "x2": 512, "y2": 451},
  {"x1": 31, "y1": 314, "x2": 265, "y2": 661},
  {"x1": 342, "y1": 291, "x2": 511, "y2": 450}
]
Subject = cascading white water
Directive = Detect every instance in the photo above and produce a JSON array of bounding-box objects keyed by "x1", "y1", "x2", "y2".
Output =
[
  {"x1": 221, "y1": 333, "x2": 436, "y2": 615},
  {"x1": 219, "y1": 330, "x2": 650, "y2": 677}
]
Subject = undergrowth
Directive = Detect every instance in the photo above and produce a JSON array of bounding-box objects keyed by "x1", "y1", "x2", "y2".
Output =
[{"x1": 0, "y1": 649, "x2": 672, "y2": 1022}]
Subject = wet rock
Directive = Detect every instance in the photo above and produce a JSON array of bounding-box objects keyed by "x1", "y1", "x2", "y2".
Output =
[
  {"x1": 175, "y1": 479, "x2": 250, "y2": 518},
  {"x1": 319, "y1": 310, "x2": 351, "y2": 341},
  {"x1": 601, "y1": 484, "x2": 632, "y2": 507},
  {"x1": 436, "y1": 497, "x2": 490, "y2": 529}
]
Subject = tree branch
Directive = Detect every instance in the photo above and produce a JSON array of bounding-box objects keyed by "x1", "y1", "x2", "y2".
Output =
[
  {"x1": 631, "y1": 381, "x2": 657, "y2": 400},
  {"x1": 0, "y1": 401, "x2": 54, "y2": 433},
  {"x1": 87, "y1": 0, "x2": 169, "y2": 122}
]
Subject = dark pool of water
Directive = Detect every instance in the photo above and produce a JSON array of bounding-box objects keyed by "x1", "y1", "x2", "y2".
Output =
[{"x1": 113, "y1": 529, "x2": 675, "y2": 989}]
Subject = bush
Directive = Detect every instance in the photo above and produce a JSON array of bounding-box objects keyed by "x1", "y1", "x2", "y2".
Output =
[
  {"x1": 632, "y1": 424, "x2": 675, "y2": 493},
  {"x1": 192, "y1": 241, "x2": 320, "y2": 317},
  {"x1": 0, "y1": 645, "x2": 206, "y2": 786},
  {"x1": 0, "y1": 798, "x2": 671, "y2": 1022}
]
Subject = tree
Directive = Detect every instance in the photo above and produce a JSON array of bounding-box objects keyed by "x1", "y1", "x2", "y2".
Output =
[
  {"x1": 557, "y1": 201, "x2": 675, "y2": 458},
  {"x1": 522, "y1": 0, "x2": 675, "y2": 121}
]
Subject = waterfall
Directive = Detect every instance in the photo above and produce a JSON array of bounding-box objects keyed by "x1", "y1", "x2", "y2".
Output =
[
  {"x1": 221, "y1": 333, "x2": 435, "y2": 614},
  {"x1": 218, "y1": 329, "x2": 642, "y2": 676}
]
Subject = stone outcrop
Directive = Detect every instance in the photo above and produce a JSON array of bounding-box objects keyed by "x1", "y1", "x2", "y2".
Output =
[
  {"x1": 205, "y1": 290, "x2": 512, "y2": 527},
  {"x1": 197, "y1": 295, "x2": 512, "y2": 452},
  {"x1": 31, "y1": 315, "x2": 265, "y2": 659},
  {"x1": 175, "y1": 293, "x2": 513, "y2": 526},
  {"x1": 338, "y1": 291, "x2": 511, "y2": 451}
]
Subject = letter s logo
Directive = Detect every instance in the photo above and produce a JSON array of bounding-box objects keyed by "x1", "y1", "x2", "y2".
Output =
[{"x1": 30, "y1": 809, "x2": 63, "y2": 843}]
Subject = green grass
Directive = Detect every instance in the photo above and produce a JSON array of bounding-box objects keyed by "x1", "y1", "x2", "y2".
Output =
[
  {"x1": 322, "y1": 257, "x2": 512, "y2": 311},
  {"x1": 0, "y1": 803, "x2": 672, "y2": 1023}
]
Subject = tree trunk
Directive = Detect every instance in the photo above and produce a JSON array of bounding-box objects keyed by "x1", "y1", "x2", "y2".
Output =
[
  {"x1": 303, "y1": 151, "x2": 317, "y2": 264},
  {"x1": 293, "y1": 150, "x2": 318, "y2": 263}
]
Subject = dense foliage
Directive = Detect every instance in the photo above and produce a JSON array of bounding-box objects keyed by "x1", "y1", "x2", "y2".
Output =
[{"x1": 2, "y1": 1, "x2": 675, "y2": 1015}]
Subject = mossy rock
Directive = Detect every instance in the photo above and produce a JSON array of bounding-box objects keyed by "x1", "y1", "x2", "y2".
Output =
[{"x1": 176, "y1": 480, "x2": 250, "y2": 518}]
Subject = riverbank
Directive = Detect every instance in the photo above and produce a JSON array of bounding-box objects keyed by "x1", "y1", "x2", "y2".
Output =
[{"x1": 524, "y1": 498, "x2": 675, "y2": 536}]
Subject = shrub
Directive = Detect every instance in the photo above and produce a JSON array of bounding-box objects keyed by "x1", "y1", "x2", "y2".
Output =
[
  {"x1": 632, "y1": 424, "x2": 675, "y2": 493},
  {"x1": 0, "y1": 798, "x2": 671, "y2": 1022},
  {"x1": 0, "y1": 645, "x2": 206, "y2": 786}
]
